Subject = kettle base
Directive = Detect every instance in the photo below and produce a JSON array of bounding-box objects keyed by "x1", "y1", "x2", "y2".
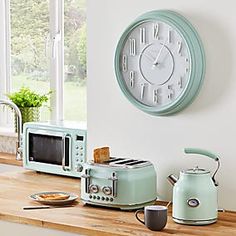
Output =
[{"x1": 173, "y1": 217, "x2": 217, "y2": 225}]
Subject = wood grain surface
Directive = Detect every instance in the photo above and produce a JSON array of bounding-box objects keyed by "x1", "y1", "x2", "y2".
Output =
[
  {"x1": 0, "y1": 158, "x2": 235, "y2": 235},
  {"x1": 0, "y1": 152, "x2": 22, "y2": 166}
]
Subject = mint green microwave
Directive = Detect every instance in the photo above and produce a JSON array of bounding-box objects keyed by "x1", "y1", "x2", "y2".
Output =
[{"x1": 23, "y1": 121, "x2": 87, "y2": 177}]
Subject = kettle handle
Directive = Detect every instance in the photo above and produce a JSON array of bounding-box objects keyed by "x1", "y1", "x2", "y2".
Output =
[
  {"x1": 184, "y1": 148, "x2": 219, "y2": 161},
  {"x1": 184, "y1": 148, "x2": 220, "y2": 186}
]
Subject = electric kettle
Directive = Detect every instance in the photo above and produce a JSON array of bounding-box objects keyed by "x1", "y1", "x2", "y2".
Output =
[{"x1": 167, "y1": 148, "x2": 221, "y2": 225}]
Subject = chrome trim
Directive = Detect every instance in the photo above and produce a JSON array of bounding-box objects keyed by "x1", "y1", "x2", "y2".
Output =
[
  {"x1": 0, "y1": 99, "x2": 23, "y2": 160},
  {"x1": 81, "y1": 168, "x2": 91, "y2": 193},
  {"x1": 62, "y1": 134, "x2": 71, "y2": 171},
  {"x1": 187, "y1": 198, "x2": 200, "y2": 207},
  {"x1": 76, "y1": 164, "x2": 83, "y2": 172},
  {"x1": 212, "y1": 158, "x2": 220, "y2": 186},
  {"x1": 108, "y1": 172, "x2": 118, "y2": 197},
  {"x1": 89, "y1": 184, "x2": 99, "y2": 193},
  {"x1": 102, "y1": 186, "x2": 112, "y2": 195}
]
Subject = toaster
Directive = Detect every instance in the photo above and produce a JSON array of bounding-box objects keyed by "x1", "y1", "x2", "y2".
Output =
[{"x1": 81, "y1": 157, "x2": 157, "y2": 210}]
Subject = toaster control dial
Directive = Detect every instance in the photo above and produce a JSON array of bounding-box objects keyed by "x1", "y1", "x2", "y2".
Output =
[
  {"x1": 187, "y1": 198, "x2": 200, "y2": 207},
  {"x1": 102, "y1": 186, "x2": 112, "y2": 195},
  {"x1": 89, "y1": 184, "x2": 99, "y2": 193}
]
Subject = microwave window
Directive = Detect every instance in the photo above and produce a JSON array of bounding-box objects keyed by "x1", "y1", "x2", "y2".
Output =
[{"x1": 28, "y1": 133, "x2": 69, "y2": 166}]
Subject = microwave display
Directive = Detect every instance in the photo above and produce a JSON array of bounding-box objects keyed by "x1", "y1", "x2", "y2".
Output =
[{"x1": 29, "y1": 133, "x2": 69, "y2": 166}]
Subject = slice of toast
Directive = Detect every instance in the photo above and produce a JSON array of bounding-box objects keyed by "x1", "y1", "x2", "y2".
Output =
[
  {"x1": 93, "y1": 147, "x2": 110, "y2": 163},
  {"x1": 93, "y1": 148, "x2": 101, "y2": 163},
  {"x1": 37, "y1": 193, "x2": 70, "y2": 201}
]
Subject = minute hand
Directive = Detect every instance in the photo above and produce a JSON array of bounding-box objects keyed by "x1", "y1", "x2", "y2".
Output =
[{"x1": 153, "y1": 40, "x2": 167, "y2": 66}]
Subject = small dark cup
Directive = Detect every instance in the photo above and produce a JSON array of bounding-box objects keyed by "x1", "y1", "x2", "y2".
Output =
[{"x1": 135, "y1": 205, "x2": 167, "y2": 231}]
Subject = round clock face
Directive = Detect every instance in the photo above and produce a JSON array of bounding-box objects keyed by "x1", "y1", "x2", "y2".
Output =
[
  {"x1": 120, "y1": 21, "x2": 191, "y2": 108},
  {"x1": 115, "y1": 10, "x2": 205, "y2": 116}
]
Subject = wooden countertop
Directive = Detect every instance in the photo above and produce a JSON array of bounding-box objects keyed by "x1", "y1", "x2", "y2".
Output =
[
  {"x1": 0, "y1": 152, "x2": 22, "y2": 166},
  {"x1": 0, "y1": 153, "x2": 236, "y2": 235},
  {"x1": 0, "y1": 170, "x2": 235, "y2": 236}
]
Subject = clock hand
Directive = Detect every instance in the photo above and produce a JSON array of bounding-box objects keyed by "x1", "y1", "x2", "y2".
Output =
[
  {"x1": 153, "y1": 39, "x2": 167, "y2": 66},
  {"x1": 143, "y1": 52, "x2": 155, "y2": 63}
]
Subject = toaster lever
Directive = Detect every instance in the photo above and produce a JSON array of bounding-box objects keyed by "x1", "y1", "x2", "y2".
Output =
[
  {"x1": 108, "y1": 172, "x2": 118, "y2": 197},
  {"x1": 81, "y1": 169, "x2": 91, "y2": 193}
]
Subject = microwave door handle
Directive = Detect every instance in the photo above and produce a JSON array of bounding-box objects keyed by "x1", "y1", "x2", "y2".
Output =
[{"x1": 62, "y1": 134, "x2": 71, "y2": 171}]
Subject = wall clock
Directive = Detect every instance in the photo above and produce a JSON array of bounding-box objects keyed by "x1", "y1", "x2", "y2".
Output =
[{"x1": 114, "y1": 10, "x2": 205, "y2": 115}]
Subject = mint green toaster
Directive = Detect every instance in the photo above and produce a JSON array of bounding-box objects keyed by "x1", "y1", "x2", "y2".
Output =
[{"x1": 81, "y1": 157, "x2": 157, "y2": 210}]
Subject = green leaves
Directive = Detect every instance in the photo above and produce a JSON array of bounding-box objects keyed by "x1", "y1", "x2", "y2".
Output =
[{"x1": 7, "y1": 87, "x2": 52, "y2": 108}]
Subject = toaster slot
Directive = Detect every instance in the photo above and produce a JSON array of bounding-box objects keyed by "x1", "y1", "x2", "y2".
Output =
[
  {"x1": 104, "y1": 157, "x2": 125, "y2": 164},
  {"x1": 125, "y1": 160, "x2": 148, "y2": 166},
  {"x1": 110, "y1": 159, "x2": 135, "y2": 165},
  {"x1": 110, "y1": 159, "x2": 151, "y2": 168}
]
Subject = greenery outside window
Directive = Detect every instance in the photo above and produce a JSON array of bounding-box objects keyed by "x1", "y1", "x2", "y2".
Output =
[{"x1": 0, "y1": 0, "x2": 86, "y2": 130}]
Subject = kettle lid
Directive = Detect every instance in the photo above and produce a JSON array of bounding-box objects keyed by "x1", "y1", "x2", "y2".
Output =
[{"x1": 183, "y1": 166, "x2": 210, "y2": 175}]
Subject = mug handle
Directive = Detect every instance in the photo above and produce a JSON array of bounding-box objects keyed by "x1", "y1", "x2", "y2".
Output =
[{"x1": 135, "y1": 210, "x2": 145, "y2": 225}]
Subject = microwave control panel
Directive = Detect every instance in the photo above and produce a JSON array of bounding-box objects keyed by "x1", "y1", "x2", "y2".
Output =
[{"x1": 74, "y1": 134, "x2": 86, "y2": 172}]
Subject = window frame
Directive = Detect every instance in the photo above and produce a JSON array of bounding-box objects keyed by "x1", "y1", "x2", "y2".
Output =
[
  {"x1": 50, "y1": 0, "x2": 64, "y2": 121},
  {"x1": 0, "y1": 0, "x2": 11, "y2": 127},
  {"x1": 0, "y1": 0, "x2": 65, "y2": 130}
]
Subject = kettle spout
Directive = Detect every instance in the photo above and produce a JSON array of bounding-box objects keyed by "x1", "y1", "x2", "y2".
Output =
[{"x1": 167, "y1": 174, "x2": 178, "y2": 186}]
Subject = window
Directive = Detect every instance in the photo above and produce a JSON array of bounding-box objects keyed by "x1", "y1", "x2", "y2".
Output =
[
  {"x1": 10, "y1": 0, "x2": 51, "y2": 121},
  {"x1": 0, "y1": 0, "x2": 86, "y2": 129},
  {"x1": 64, "y1": 0, "x2": 86, "y2": 121}
]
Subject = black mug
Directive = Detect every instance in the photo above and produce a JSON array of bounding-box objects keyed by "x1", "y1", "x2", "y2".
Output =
[{"x1": 135, "y1": 205, "x2": 167, "y2": 231}]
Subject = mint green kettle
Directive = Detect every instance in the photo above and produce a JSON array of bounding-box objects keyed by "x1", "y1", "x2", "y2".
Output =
[{"x1": 167, "y1": 148, "x2": 220, "y2": 225}]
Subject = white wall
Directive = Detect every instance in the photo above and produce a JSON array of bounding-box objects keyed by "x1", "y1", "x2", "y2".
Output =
[{"x1": 87, "y1": 0, "x2": 236, "y2": 211}]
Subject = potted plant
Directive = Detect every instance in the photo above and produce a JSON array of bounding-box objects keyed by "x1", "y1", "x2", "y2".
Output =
[{"x1": 7, "y1": 87, "x2": 52, "y2": 129}]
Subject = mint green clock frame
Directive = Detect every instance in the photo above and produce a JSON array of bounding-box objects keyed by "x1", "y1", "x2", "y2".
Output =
[{"x1": 114, "y1": 10, "x2": 205, "y2": 116}]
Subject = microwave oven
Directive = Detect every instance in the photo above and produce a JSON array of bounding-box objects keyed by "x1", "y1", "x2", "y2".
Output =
[{"x1": 23, "y1": 121, "x2": 87, "y2": 177}]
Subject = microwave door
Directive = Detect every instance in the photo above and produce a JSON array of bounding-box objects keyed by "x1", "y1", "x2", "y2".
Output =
[{"x1": 28, "y1": 132, "x2": 72, "y2": 171}]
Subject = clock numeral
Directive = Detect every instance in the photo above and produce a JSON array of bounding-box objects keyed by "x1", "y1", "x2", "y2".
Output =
[
  {"x1": 167, "y1": 85, "x2": 174, "y2": 100},
  {"x1": 129, "y1": 71, "x2": 135, "y2": 88},
  {"x1": 167, "y1": 29, "x2": 172, "y2": 44},
  {"x1": 153, "y1": 89, "x2": 160, "y2": 104},
  {"x1": 122, "y1": 54, "x2": 128, "y2": 72},
  {"x1": 177, "y1": 41, "x2": 182, "y2": 55},
  {"x1": 140, "y1": 27, "x2": 146, "y2": 45},
  {"x1": 129, "y1": 38, "x2": 136, "y2": 56},
  {"x1": 140, "y1": 83, "x2": 147, "y2": 100},
  {"x1": 153, "y1": 23, "x2": 159, "y2": 40},
  {"x1": 178, "y1": 77, "x2": 183, "y2": 89}
]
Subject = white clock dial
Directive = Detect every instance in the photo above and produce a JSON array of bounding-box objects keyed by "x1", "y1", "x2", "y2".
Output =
[
  {"x1": 139, "y1": 42, "x2": 174, "y2": 85},
  {"x1": 120, "y1": 21, "x2": 191, "y2": 107}
]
